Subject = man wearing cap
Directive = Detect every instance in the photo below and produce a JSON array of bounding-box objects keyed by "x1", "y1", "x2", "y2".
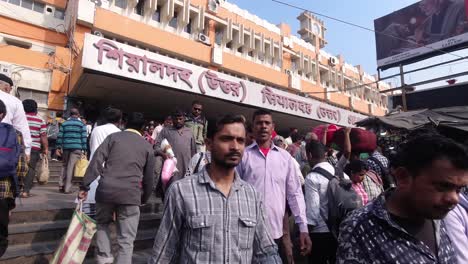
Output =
[{"x1": 0, "y1": 74, "x2": 32, "y2": 160}]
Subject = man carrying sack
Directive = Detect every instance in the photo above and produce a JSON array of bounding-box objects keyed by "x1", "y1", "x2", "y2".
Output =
[{"x1": 78, "y1": 112, "x2": 154, "y2": 264}]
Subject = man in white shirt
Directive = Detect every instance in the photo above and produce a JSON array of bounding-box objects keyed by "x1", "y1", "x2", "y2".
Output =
[
  {"x1": 304, "y1": 140, "x2": 337, "y2": 264},
  {"x1": 0, "y1": 74, "x2": 32, "y2": 158},
  {"x1": 80, "y1": 107, "x2": 122, "y2": 218}
]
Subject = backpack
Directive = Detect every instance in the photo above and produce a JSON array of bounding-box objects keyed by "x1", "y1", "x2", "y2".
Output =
[
  {"x1": 0, "y1": 123, "x2": 20, "y2": 177},
  {"x1": 368, "y1": 156, "x2": 394, "y2": 190},
  {"x1": 47, "y1": 122, "x2": 60, "y2": 140},
  {"x1": 312, "y1": 166, "x2": 363, "y2": 238}
]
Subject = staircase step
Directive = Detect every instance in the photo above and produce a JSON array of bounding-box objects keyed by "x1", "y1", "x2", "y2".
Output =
[
  {"x1": 8, "y1": 213, "x2": 162, "y2": 245},
  {"x1": 1, "y1": 229, "x2": 157, "y2": 263}
]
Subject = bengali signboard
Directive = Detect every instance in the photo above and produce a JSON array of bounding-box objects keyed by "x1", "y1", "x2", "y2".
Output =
[
  {"x1": 82, "y1": 33, "x2": 366, "y2": 126},
  {"x1": 374, "y1": 0, "x2": 468, "y2": 68}
]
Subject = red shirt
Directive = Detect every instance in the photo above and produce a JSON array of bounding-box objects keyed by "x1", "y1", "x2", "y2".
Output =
[
  {"x1": 26, "y1": 113, "x2": 46, "y2": 151},
  {"x1": 260, "y1": 147, "x2": 270, "y2": 156}
]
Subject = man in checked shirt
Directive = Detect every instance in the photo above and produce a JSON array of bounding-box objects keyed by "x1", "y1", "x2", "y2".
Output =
[{"x1": 149, "y1": 114, "x2": 281, "y2": 264}]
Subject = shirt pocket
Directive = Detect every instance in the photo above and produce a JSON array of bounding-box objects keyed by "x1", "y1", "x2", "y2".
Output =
[
  {"x1": 238, "y1": 217, "x2": 257, "y2": 250},
  {"x1": 187, "y1": 215, "x2": 215, "y2": 252}
]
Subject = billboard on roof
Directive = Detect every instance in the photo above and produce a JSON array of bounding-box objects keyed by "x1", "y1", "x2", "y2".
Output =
[{"x1": 374, "y1": 0, "x2": 468, "y2": 69}]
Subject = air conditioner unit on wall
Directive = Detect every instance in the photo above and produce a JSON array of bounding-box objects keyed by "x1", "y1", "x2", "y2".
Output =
[
  {"x1": 0, "y1": 64, "x2": 11, "y2": 77},
  {"x1": 208, "y1": 0, "x2": 219, "y2": 13},
  {"x1": 198, "y1": 33, "x2": 211, "y2": 46},
  {"x1": 329, "y1": 57, "x2": 337, "y2": 66}
]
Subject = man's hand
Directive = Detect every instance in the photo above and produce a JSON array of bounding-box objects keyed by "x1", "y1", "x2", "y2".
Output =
[
  {"x1": 77, "y1": 191, "x2": 88, "y2": 200},
  {"x1": 299, "y1": 232, "x2": 312, "y2": 256},
  {"x1": 42, "y1": 149, "x2": 48, "y2": 157},
  {"x1": 344, "y1": 127, "x2": 352, "y2": 134},
  {"x1": 25, "y1": 154, "x2": 30, "y2": 164},
  {"x1": 55, "y1": 149, "x2": 62, "y2": 157}
]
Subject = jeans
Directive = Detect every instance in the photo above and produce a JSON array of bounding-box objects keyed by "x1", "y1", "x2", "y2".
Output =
[
  {"x1": 23, "y1": 150, "x2": 41, "y2": 193},
  {"x1": 60, "y1": 150, "x2": 81, "y2": 193},
  {"x1": 95, "y1": 203, "x2": 140, "y2": 264}
]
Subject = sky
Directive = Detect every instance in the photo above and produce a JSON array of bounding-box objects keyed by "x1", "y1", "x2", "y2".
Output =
[{"x1": 228, "y1": 0, "x2": 468, "y2": 90}]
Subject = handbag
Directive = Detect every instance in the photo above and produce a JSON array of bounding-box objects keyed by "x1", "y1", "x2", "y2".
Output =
[
  {"x1": 73, "y1": 154, "x2": 88, "y2": 182},
  {"x1": 36, "y1": 154, "x2": 50, "y2": 185},
  {"x1": 50, "y1": 202, "x2": 97, "y2": 264}
]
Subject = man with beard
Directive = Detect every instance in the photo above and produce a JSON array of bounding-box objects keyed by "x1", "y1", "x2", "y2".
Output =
[
  {"x1": 149, "y1": 114, "x2": 281, "y2": 263},
  {"x1": 155, "y1": 109, "x2": 196, "y2": 184},
  {"x1": 237, "y1": 109, "x2": 312, "y2": 262},
  {"x1": 337, "y1": 134, "x2": 468, "y2": 264}
]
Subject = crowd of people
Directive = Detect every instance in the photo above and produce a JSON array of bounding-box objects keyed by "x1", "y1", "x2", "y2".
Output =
[{"x1": 1, "y1": 71, "x2": 468, "y2": 264}]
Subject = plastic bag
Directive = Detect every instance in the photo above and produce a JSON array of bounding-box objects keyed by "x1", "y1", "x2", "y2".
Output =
[{"x1": 36, "y1": 155, "x2": 49, "y2": 185}]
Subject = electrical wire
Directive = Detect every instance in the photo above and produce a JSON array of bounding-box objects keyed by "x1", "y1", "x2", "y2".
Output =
[{"x1": 272, "y1": 0, "x2": 465, "y2": 60}]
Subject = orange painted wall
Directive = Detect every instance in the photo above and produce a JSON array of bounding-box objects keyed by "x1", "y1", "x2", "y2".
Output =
[
  {"x1": 0, "y1": 16, "x2": 67, "y2": 46},
  {"x1": 222, "y1": 52, "x2": 288, "y2": 88},
  {"x1": 41, "y1": 0, "x2": 67, "y2": 9},
  {"x1": 330, "y1": 92, "x2": 350, "y2": 108},
  {"x1": 301, "y1": 80, "x2": 325, "y2": 100},
  {"x1": 353, "y1": 99, "x2": 369, "y2": 114},
  {"x1": 0, "y1": 46, "x2": 49, "y2": 69},
  {"x1": 373, "y1": 107, "x2": 387, "y2": 116},
  {"x1": 94, "y1": 8, "x2": 211, "y2": 64}
]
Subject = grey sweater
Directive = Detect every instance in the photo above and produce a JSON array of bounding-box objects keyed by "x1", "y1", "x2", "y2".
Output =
[{"x1": 82, "y1": 131, "x2": 155, "y2": 205}]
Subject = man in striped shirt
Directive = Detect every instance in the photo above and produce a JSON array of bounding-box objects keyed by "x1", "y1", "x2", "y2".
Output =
[
  {"x1": 56, "y1": 108, "x2": 87, "y2": 194},
  {"x1": 149, "y1": 114, "x2": 281, "y2": 264},
  {"x1": 22, "y1": 99, "x2": 48, "y2": 198}
]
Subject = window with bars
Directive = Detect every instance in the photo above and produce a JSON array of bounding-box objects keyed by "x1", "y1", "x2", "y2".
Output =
[
  {"x1": 17, "y1": 88, "x2": 48, "y2": 107},
  {"x1": 3, "y1": 0, "x2": 64, "y2": 19}
]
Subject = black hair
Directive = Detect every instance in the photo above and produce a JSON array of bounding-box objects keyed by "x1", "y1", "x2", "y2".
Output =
[
  {"x1": 392, "y1": 134, "x2": 468, "y2": 175},
  {"x1": 172, "y1": 109, "x2": 185, "y2": 118},
  {"x1": 252, "y1": 109, "x2": 272, "y2": 122},
  {"x1": 305, "y1": 141, "x2": 326, "y2": 160},
  {"x1": 126, "y1": 112, "x2": 145, "y2": 130},
  {"x1": 0, "y1": 99, "x2": 6, "y2": 116},
  {"x1": 0, "y1": 74, "x2": 13, "y2": 86},
  {"x1": 70, "y1": 108, "x2": 80, "y2": 116},
  {"x1": 344, "y1": 160, "x2": 368, "y2": 176},
  {"x1": 290, "y1": 132, "x2": 303, "y2": 143},
  {"x1": 246, "y1": 123, "x2": 253, "y2": 133},
  {"x1": 22, "y1": 99, "x2": 38, "y2": 114},
  {"x1": 192, "y1": 100, "x2": 202, "y2": 106},
  {"x1": 207, "y1": 114, "x2": 246, "y2": 139},
  {"x1": 103, "y1": 107, "x2": 122, "y2": 124}
]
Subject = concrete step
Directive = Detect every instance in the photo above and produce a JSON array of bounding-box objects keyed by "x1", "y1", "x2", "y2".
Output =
[
  {"x1": 8, "y1": 212, "x2": 162, "y2": 246},
  {"x1": 1, "y1": 229, "x2": 157, "y2": 264}
]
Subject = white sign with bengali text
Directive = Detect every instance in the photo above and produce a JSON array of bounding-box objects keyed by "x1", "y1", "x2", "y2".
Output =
[{"x1": 82, "y1": 33, "x2": 367, "y2": 126}]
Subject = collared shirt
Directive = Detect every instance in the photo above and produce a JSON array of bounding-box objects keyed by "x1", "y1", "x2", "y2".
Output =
[
  {"x1": 304, "y1": 161, "x2": 335, "y2": 233},
  {"x1": 366, "y1": 151, "x2": 389, "y2": 179},
  {"x1": 26, "y1": 113, "x2": 46, "y2": 151},
  {"x1": 149, "y1": 168, "x2": 281, "y2": 264},
  {"x1": 237, "y1": 142, "x2": 308, "y2": 239},
  {"x1": 0, "y1": 90, "x2": 32, "y2": 155},
  {"x1": 337, "y1": 191, "x2": 457, "y2": 264}
]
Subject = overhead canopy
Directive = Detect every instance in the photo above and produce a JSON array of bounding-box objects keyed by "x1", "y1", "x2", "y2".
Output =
[{"x1": 356, "y1": 106, "x2": 468, "y2": 132}]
